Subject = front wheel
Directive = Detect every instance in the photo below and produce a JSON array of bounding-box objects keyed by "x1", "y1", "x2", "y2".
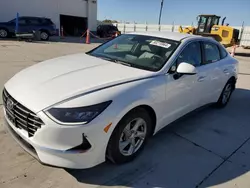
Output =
[
  {"x1": 106, "y1": 108, "x2": 152, "y2": 164},
  {"x1": 216, "y1": 81, "x2": 234, "y2": 108},
  {"x1": 0, "y1": 28, "x2": 8, "y2": 38}
]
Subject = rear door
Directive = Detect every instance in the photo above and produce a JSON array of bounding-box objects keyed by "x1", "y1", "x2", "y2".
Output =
[
  {"x1": 197, "y1": 41, "x2": 224, "y2": 106},
  {"x1": 27, "y1": 18, "x2": 41, "y2": 32}
]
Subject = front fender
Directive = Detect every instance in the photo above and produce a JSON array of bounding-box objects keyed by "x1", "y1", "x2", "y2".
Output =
[{"x1": 53, "y1": 75, "x2": 166, "y2": 135}]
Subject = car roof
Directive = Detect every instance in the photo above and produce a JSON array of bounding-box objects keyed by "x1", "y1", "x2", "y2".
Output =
[
  {"x1": 128, "y1": 31, "x2": 202, "y2": 41},
  {"x1": 20, "y1": 16, "x2": 49, "y2": 20}
]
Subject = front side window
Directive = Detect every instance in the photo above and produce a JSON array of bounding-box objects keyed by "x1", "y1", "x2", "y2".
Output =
[
  {"x1": 176, "y1": 42, "x2": 201, "y2": 67},
  {"x1": 18, "y1": 18, "x2": 27, "y2": 25},
  {"x1": 88, "y1": 34, "x2": 179, "y2": 71},
  {"x1": 9, "y1": 18, "x2": 26, "y2": 25},
  {"x1": 203, "y1": 42, "x2": 220, "y2": 64}
]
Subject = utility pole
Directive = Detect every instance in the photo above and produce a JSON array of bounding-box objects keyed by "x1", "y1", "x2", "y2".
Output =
[{"x1": 158, "y1": 0, "x2": 164, "y2": 25}]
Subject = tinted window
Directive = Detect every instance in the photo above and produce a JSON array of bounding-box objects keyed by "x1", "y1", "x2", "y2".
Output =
[
  {"x1": 41, "y1": 18, "x2": 53, "y2": 24},
  {"x1": 218, "y1": 45, "x2": 228, "y2": 59},
  {"x1": 176, "y1": 42, "x2": 201, "y2": 67},
  {"x1": 28, "y1": 18, "x2": 40, "y2": 25},
  {"x1": 203, "y1": 42, "x2": 220, "y2": 64},
  {"x1": 18, "y1": 18, "x2": 27, "y2": 25}
]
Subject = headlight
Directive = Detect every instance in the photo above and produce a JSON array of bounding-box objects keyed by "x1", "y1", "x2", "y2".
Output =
[{"x1": 46, "y1": 101, "x2": 112, "y2": 125}]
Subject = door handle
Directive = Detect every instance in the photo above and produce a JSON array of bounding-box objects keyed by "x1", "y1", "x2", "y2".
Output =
[
  {"x1": 198, "y1": 76, "x2": 206, "y2": 82},
  {"x1": 223, "y1": 69, "x2": 229, "y2": 74}
]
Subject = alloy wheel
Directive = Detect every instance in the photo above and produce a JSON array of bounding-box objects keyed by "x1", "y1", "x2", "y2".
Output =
[
  {"x1": 119, "y1": 118, "x2": 147, "y2": 156},
  {"x1": 40, "y1": 32, "x2": 48, "y2": 40},
  {"x1": 0, "y1": 29, "x2": 7, "y2": 38}
]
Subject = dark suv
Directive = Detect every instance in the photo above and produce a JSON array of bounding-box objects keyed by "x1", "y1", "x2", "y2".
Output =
[
  {"x1": 97, "y1": 25, "x2": 120, "y2": 38},
  {"x1": 0, "y1": 16, "x2": 56, "y2": 41}
]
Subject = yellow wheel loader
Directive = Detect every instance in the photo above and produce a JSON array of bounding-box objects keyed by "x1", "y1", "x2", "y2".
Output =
[{"x1": 179, "y1": 14, "x2": 239, "y2": 47}]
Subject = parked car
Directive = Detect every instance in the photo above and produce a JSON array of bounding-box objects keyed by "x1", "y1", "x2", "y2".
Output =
[
  {"x1": 3, "y1": 32, "x2": 238, "y2": 169},
  {"x1": 0, "y1": 16, "x2": 56, "y2": 41},
  {"x1": 97, "y1": 24, "x2": 120, "y2": 38}
]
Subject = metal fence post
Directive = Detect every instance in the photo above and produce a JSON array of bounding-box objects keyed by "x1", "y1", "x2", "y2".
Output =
[
  {"x1": 239, "y1": 21, "x2": 245, "y2": 45},
  {"x1": 172, "y1": 22, "x2": 175, "y2": 32},
  {"x1": 15, "y1": 12, "x2": 19, "y2": 34},
  {"x1": 159, "y1": 25, "x2": 161, "y2": 31},
  {"x1": 123, "y1": 23, "x2": 126, "y2": 34}
]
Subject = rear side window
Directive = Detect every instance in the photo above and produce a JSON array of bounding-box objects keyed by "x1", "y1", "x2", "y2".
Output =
[
  {"x1": 28, "y1": 18, "x2": 40, "y2": 25},
  {"x1": 176, "y1": 42, "x2": 202, "y2": 67},
  {"x1": 218, "y1": 45, "x2": 228, "y2": 59},
  {"x1": 203, "y1": 42, "x2": 220, "y2": 64}
]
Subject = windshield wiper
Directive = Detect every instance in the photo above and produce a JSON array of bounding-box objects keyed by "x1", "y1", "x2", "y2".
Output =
[
  {"x1": 96, "y1": 56, "x2": 131, "y2": 67},
  {"x1": 89, "y1": 53, "x2": 131, "y2": 67},
  {"x1": 114, "y1": 60, "x2": 131, "y2": 67}
]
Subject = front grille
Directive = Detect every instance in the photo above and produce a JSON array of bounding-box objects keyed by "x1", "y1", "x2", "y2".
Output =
[{"x1": 2, "y1": 88, "x2": 44, "y2": 137}]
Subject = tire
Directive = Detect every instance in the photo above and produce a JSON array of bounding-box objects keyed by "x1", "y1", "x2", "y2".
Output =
[
  {"x1": 106, "y1": 107, "x2": 153, "y2": 164},
  {"x1": 40, "y1": 31, "x2": 49, "y2": 41},
  {"x1": 216, "y1": 80, "x2": 234, "y2": 108},
  {"x1": 0, "y1": 28, "x2": 8, "y2": 38}
]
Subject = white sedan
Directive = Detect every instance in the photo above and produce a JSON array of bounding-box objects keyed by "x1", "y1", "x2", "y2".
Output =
[{"x1": 3, "y1": 32, "x2": 238, "y2": 169}]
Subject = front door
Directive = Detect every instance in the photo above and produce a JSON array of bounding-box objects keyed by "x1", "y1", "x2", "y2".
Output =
[
  {"x1": 18, "y1": 18, "x2": 30, "y2": 33},
  {"x1": 160, "y1": 41, "x2": 203, "y2": 128}
]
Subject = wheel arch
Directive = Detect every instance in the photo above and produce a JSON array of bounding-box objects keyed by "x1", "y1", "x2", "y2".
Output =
[
  {"x1": 113, "y1": 104, "x2": 157, "y2": 137},
  {"x1": 105, "y1": 104, "x2": 157, "y2": 163},
  {"x1": 228, "y1": 76, "x2": 236, "y2": 90}
]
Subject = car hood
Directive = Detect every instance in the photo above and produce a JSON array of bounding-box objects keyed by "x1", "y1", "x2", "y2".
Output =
[{"x1": 5, "y1": 53, "x2": 153, "y2": 113}]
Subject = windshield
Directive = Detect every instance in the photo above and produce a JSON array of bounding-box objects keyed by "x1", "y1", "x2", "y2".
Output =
[{"x1": 88, "y1": 34, "x2": 179, "y2": 71}]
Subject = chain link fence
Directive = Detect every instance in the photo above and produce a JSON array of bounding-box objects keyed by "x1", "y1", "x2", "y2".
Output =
[{"x1": 113, "y1": 23, "x2": 250, "y2": 47}]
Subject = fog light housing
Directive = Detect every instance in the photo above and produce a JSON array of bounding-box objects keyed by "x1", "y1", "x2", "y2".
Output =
[{"x1": 66, "y1": 134, "x2": 91, "y2": 153}]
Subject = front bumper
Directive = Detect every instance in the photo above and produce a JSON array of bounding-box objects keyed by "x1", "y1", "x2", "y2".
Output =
[{"x1": 3, "y1": 107, "x2": 111, "y2": 169}]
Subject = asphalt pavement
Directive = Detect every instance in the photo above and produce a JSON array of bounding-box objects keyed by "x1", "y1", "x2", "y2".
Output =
[{"x1": 0, "y1": 39, "x2": 250, "y2": 188}]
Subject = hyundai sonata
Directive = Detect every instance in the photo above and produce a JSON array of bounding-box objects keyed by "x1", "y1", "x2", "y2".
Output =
[{"x1": 3, "y1": 32, "x2": 238, "y2": 168}]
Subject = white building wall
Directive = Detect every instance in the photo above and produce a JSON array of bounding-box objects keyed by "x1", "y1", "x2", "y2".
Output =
[{"x1": 0, "y1": 0, "x2": 97, "y2": 31}]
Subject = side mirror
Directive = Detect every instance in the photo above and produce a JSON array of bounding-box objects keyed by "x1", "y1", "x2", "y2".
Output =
[{"x1": 176, "y1": 62, "x2": 197, "y2": 75}]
